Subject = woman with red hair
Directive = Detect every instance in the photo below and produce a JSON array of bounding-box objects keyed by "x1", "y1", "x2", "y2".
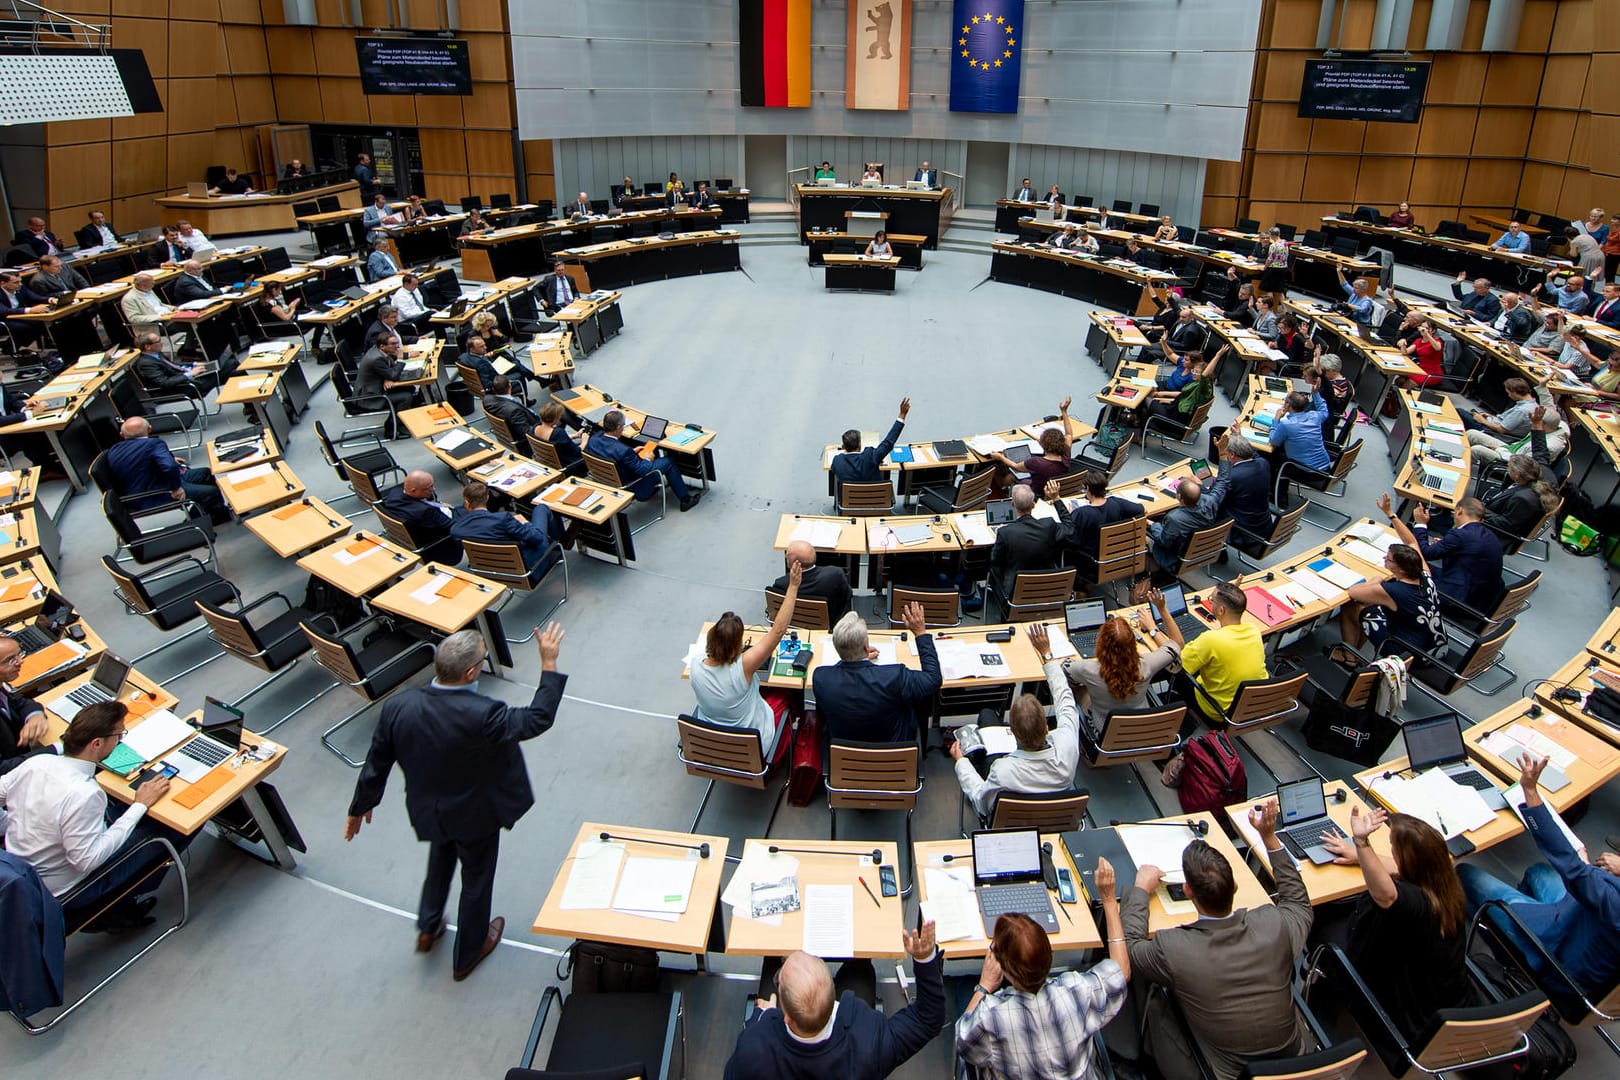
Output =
[{"x1": 1064, "y1": 590, "x2": 1183, "y2": 720}]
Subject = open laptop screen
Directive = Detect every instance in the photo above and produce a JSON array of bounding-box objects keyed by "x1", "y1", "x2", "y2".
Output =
[
  {"x1": 201, "y1": 696, "x2": 246, "y2": 750},
  {"x1": 1403, "y1": 716, "x2": 1466, "y2": 770},
  {"x1": 1277, "y1": 777, "x2": 1327, "y2": 825},
  {"x1": 1064, "y1": 599, "x2": 1107, "y2": 633},
  {"x1": 972, "y1": 828, "x2": 1042, "y2": 886},
  {"x1": 638, "y1": 415, "x2": 668, "y2": 441},
  {"x1": 90, "y1": 653, "x2": 130, "y2": 695}
]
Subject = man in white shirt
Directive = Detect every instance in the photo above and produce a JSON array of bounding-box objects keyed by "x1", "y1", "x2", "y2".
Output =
[
  {"x1": 119, "y1": 272, "x2": 175, "y2": 337},
  {"x1": 950, "y1": 623, "x2": 1081, "y2": 821},
  {"x1": 175, "y1": 220, "x2": 216, "y2": 256},
  {"x1": 1014, "y1": 178, "x2": 1035, "y2": 203},
  {"x1": 390, "y1": 272, "x2": 433, "y2": 334},
  {"x1": 0, "y1": 701, "x2": 185, "y2": 931}
]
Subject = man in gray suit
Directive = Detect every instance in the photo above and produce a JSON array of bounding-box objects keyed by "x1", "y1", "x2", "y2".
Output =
[{"x1": 1123, "y1": 801, "x2": 1312, "y2": 1080}]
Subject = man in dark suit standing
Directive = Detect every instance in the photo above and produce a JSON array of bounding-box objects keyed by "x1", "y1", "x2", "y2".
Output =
[
  {"x1": 773, "y1": 540, "x2": 854, "y2": 626},
  {"x1": 830, "y1": 396, "x2": 910, "y2": 488},
  {"x1": 987, "y1": 483, "x2": 1063, "y2": 619},
  {"x1": 379, "y1": 470, "x2": 462, "y2": 565},
  {"x1": 346, "y1": 624, "x2": 568, "y2": 982},
  {"x1": 813, "y1": 604, "x2": 940, "y2": 744}
]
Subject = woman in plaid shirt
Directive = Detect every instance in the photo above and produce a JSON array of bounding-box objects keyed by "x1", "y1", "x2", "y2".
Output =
[{"x1": 955, "y1": 858, "x2": 1130, "y2": 1079}]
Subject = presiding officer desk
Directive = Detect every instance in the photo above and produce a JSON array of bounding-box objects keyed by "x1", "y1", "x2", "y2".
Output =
[
  {"x1": 156, "y1": 180, "x2": 362, "y2": 236},
  {"x1": 794, "y1": 183, "x2": 955, "y2": 249},
  {"x1": 990, "y1": 240, "x2": 1178, "y2": 316},
  {"x1": 552, "y1": 230, "x2": 741, "y2": 290}
]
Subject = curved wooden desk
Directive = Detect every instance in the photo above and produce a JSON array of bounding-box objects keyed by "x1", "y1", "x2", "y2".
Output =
[{"x1": 155, "y1": 181, "x2": 362, "y2": 236}]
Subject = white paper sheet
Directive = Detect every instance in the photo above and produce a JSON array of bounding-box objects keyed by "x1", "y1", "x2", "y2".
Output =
[
  {"x1": 559, "y1": 839, "x2": 624, "y2": 910},
  {"x1": 331, "y1": 541, "x2": 382, "y2": 567},
  {"x1": 955, "y1": 515, "x2": 996, "y2": 547},
  {"x1": 407, "y1": 576, "x2": 446, "y2": 605},
  {"x1": 1339, "y1": 539, "x2": 1389, "y2": 568},
  {"x1": 1118, "y1": 823, "x2": 1204, "y2": 884},
  {"x1": 225, "y1": 462, "x2": 274, "y2": 484},
  {"x1": 1286, "y1": 567, "x2": 1341, "y2": 602},
  {"x1": 1372, "y1": 769, "x2": 1495, "y2": 839},
  {"x1": 801, "y1": 884, "x2": 855, "y2": 958},
  {"x1": 1502, "y1": 784, "x2": 1587, "y2": 860},
  {"x1": 433, "y1": 428, "x2": 473, "y2": 450},
  {"x1": 120, "y1": 709, "x2": 197, "y2": 762},
  {"x1": 1043, "y1": 623, "x2": 1078, "y2": 660},
  {"x1": 721, "y1": 849, "x2": 799, "y2": 912},
  {"x1": 934, "y1": 639, "x2": 1009, "y2": 681},
  {"x1": 612, "y1": 855, "x2": 699, "y2": 918},
  {"x1": 920, "y1": 868, "x2": 984, "y2": 943},
  {"x1": 789, "y1": 519, "x2": 843, "y2": 548},
  {"x1": 1311, "y1": 560, "x2": 1366, "y2": 590},
  {"x1": 978, "y1": 726, "x2": 1018, "y2": 756}
]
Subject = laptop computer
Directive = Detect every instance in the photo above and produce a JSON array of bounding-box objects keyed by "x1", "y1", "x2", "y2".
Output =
[
  {"x1": 1064, "y1": 599, "x2": 1109, "y2": 656},
  {"x1": 172, "y1": 696, "x2": 246, "y2": 773},
  {"x1": 628, "y1": 414, "x2": 668, "y2": 446},
  {"x1": 1158, "y1": 583, "x2": 1209, "y2": 642},
  {"x1": 50, "y1": 652, "x2": 130, "y2": 721},
  {"x1": 972, "y1": 828, "x2": 1059, "y2": 936},
  {"x1": 1402, "y1": 716, "x2": 1511, "y2": 811},
  {"x1": 1274, "y1": 777, "x2": 1340, "y2": 864},
  {"x1": 11, "y1": 590, "x2": 74, "y2": 654},
  {"x1": 905, "y1": 180, "x2": 930, "y2": 191},
  {"x1": 984, "y1": 498, "x2": 1016, "y2": 526}
]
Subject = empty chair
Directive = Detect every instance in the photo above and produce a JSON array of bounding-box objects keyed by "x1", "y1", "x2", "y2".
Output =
[
  {"x1": 1226, "y1": 503, "x2": 1308, "y2": 571},
  {"x1": 1380, "y1": 617, "x2": 1518, "y2": 697},
  {"x1": 196, "y1": 591, "x2": 333, "y2": 733},
  {"x1": 505, "y1": 984, "x2": 684, "y2": 1080},
  {"x1": 836, "y1": 479, "x2": 894, "y2": 516},
  {"x1": 300, "y1": 613, "x2": 436, "y2": 766},
  {"x1": 764, "y1": 586, "x2": 830, "y2": 631},
  {"x1": 313, "y1": 420, "x2": 402, "y2": 506},
  {"x1": 342, "y1": 458, "x2": 392, "y2": 508},
  {"x1": 102, "y1": 554, "x2": 239, "y2": 677},
  {"x1": 887, "y1": 585, "x2": 960, "y2": 629},
  {"x1": 1078, "y1": 703, "x2": 1187, "y2": 792},
  {"x1": 917, "y1": 466, "x2": 993, "y2": 514},
  {"x1": 826, "y1": 739, "x2": 922, "y2": 894},
  {"x1": 1236, "y1": 217, "x2": 1260, "y2": 233},
  {"x1": 316, "y1": 195, "x2": 341, "y2": 213},
  {"x1": 99, "y1": 490, "x2": 217, "y2": 568},
  {"x1": 1274, "y1": 223, "x2": 1296, "y2": 240},
  {"x1": 1138, "y1": 202, "x2": 1160, "y2": 217},
  {"x1": 459, "y1": 537, "x2": 569, "y2": 640},
  {"x1": 677, "y1": 714, "x2": 788, "y2": 834},
  {"x1": 1275, "y1": 439, "x2": 1363, "y2": 532},
  {"x1": 459, "y1": 195, "x2": 482, "y2": 212},
  {"x1": 989, "y1": 568, "x2": 1077, "y2": 623},
  {"x1": 1112, "y1": 199, "x2": 1133, "y2": 213}
]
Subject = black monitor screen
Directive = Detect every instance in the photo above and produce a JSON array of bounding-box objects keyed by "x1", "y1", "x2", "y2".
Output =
[
  {"x1": 1298, "y1": 59, "x2": 1429, "y2": 123},
  {"x1": 355, "y1": 37, "x2": 472, "y2": 96}
]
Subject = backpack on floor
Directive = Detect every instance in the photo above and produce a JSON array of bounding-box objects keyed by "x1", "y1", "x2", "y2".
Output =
[
  {"x1": 1465, "y1": 948, "x2": 1577, "y2": 1080},
  {"x1": 1165, "y1": 730, "x2": 1247, "y2": 816}
]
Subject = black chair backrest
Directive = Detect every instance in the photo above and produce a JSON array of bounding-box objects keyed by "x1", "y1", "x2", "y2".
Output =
[
  {"x1": 460, "y1": 196, "x2": 482, "y2": 212},
  {"x1": 1275, "y1": 223, "x2": 1296, "y2": 240},
  {"x1": 316, "y1": 195, "x2": 341, "y2": 213},
  {"x1": 261, "y1": 247, "x2": 292, "y2": 272},
  {"x1": 293, "y1": 201, "x2": 319, "y2": 218},
  {"x1": 489, "y1": 193, "x2": 513, "y2": 209},
  {"x1": 424, "y1": 199, "x2": 447, "y2": 216},
  {"x1": 1236, "y1": 217, "x2": 1259, "y2": 232},
  {"x1": 1112, "y1": 199, "x2": 1132, "y2": 212},
  {"x1": 1138, "y1": 202, "x2": 1160, "y2": 216},
  {"x1": 1074, "y1": 195, "x2": 1094, "y2": 207}
]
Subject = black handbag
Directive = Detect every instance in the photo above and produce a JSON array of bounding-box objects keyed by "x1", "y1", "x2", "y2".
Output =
[{"x1": 558, "y1": 940, "x2": 660, "y2": 994}]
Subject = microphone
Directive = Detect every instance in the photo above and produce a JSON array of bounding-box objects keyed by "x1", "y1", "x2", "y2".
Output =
[
  {"x1": 599, "y1": 831, "x2": 709, "y2": 859},
  {"x1": 1109, "y1": 817, "x2": 1209, "y2": 836},
  {"x1": 769, "y1": 845, "x2": 882, "y2": 864}
]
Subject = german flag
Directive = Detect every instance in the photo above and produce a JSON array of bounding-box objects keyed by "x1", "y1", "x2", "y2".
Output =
[{"x1": 740, "y1": 0, "x2": 811, "y2": 107}]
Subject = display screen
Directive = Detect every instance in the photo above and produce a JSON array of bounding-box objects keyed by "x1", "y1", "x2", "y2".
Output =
[
  {"x1": 1298, "y1": 59, "x2": 1429, "y2": 123},
  {"x1": 355, "y1": 37, "x2": 472, "y2": 96}
]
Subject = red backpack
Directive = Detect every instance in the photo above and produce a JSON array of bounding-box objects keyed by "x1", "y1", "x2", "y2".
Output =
[{"x1": 1168, "y1": 730, "x2": 1248, "y2": 817}]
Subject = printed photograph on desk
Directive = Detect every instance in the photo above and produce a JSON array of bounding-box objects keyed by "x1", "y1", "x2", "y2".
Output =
[{"x1": 750, "y1": 876, "x2": 801, "y2": 919}]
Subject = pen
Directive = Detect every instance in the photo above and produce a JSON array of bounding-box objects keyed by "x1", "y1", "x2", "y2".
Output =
[{"x1": 857, "y1": 876, "x2": 882, "y2": 908}]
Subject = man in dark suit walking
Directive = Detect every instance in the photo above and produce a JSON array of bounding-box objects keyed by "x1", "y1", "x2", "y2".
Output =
[
  {"x1": 830, "y1": 396, "x2": 910, "y2": 488},
  {"x1": 813, "y1": 603, "x2": 940, "y2": 744},
  {"x1": 987, "y1": 483, "x2": 1063, "y2": 619},
  {"x1": 346, "y1": 624, "x2": 568, "y2": 982}
]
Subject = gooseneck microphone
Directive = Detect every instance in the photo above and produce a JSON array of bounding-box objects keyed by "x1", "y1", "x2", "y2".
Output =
[
  {"x1": 1109, "y1": 817, "x2": 1210, "y2": 836},
  {"x1": 599, "y1": 831, "x2": 710, "y2": 859},
  {"x1": 768, "y1": 845, "x2": 882, "y2": 864}
]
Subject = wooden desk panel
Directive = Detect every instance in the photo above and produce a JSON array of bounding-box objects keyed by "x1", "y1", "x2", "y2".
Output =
[
  {"x1": 217, "y1": 461, "x2": 303, "y2": 516},
  {"x1": 532, "y1": 822, "x2": 730, "y2": 955},
  {"x1": 243, "y1": 497, "x2": 352, "y2": 557},
  {"x1": 297, "y1": 532, "x2": 419, "y2": 597},
  {"x1": 914, "y1": 834, "x2": 1102, "y2": 957},
  {"x1": 157, "y1": 180, "x2": 361, "y2": 235},
  {"x1": 725, "y1": 839, "x2": 905, "y2": 959},
  {"x1": 773, "y1": 514, "x2": 868, "y2": 555},
  {"x1": 370, "y1": 564, "x2": 507, "y2": 635},
  {"x1": 1224, "y1": 781, "x2": 1393, "y2": 906},
  {"x1": 1464, "y1": 697, "x2": 1620, "y2": 812}
]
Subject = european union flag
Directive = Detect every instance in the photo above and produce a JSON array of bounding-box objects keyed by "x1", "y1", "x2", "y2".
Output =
[{"x1": 949, "y1": 1, "x2": 1023, "y2": 114}]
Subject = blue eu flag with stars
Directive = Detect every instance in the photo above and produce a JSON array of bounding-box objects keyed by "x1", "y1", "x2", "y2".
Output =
[{"x1": 950, "y1": 1, "x2": 1023, "y2": 114}]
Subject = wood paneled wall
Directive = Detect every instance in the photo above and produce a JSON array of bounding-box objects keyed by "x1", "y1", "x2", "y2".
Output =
[
  {"x1": 33, "y1": 0, "x2": 525, "y2": 232},
  {"x1": 1205, "y1": 0, "x2": 1612, "y2": 234}
]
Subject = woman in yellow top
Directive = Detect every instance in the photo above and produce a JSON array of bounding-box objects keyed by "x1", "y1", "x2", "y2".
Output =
[{"x1": 665, "y1": 172, "x2": 684, "y2": 195}]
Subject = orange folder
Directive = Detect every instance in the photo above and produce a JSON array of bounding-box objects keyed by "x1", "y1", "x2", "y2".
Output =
[
  {"x1": 172, "y1": 765, "x2": 233, "y2": 808},
  {"x1": 436, "y1": 577, "x2": 472, "y2": 599},
  {"x1": 272, "y1": 502, "x2": 307, "y2": 521}
]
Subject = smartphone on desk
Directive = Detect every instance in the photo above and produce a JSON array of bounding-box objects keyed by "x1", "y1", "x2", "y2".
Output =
[{"x1": 878, "y1": 864, "x2": 898, "y2": 897}]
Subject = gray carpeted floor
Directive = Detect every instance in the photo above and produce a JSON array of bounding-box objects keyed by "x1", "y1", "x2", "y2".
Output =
[{"x1": 3, "y1": 225, "x2": 1615, "y2": 1078}]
